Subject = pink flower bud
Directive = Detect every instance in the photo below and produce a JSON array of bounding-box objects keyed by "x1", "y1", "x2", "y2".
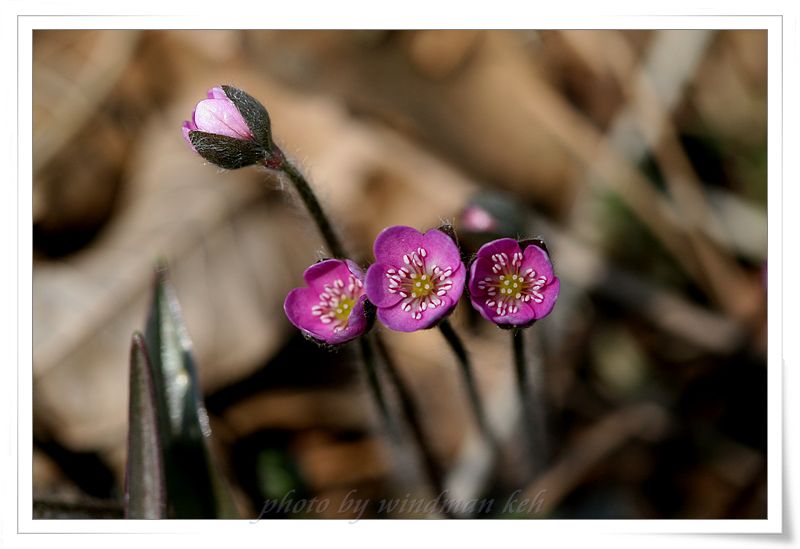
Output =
[{"x1": 182, "y1": 85, "x2": 275, "y2": 170}]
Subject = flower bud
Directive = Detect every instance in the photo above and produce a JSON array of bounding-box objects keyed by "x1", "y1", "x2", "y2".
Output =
[{"x1": 183, "y1": 85, "x2": 277, "y2": 170}]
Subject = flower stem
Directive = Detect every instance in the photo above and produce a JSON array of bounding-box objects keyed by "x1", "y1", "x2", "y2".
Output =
[
  {"x1": 357, "y1": 337, "x2": 398, "y2": 440},
  {"x1": 438, "y1": 319, "x2": 496, "y2": 449},
  {"x1": 373, "y1": 333, "x2": 453, "y2": 516},
  {"x1": 271, "y1": 154, "x2": 396, "y2": 440},
  {"x1": 511, "y1": 328, "x2": 538, "y2": 471},
  {"x1": 276, "y1": 155, "x2": 348, "y2": 260}
]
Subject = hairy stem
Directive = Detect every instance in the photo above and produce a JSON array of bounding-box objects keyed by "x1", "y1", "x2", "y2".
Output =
[
  {"x1": 271, "y1": 155, "x2": 395, "y2": 441},
  {"x1": 276, "y1": 155, "x2": 347, "y2": 259},
  {"x1": 512, "y1": 328, "x2": 538, "y2": 472},
  {"x1": 438, "y1": 319, "x2": 496, "y2": 450}
]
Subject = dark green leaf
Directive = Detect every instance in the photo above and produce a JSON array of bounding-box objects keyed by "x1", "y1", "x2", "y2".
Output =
[
  {"x1": 125, "y1": 333, "x2": 166, "y2": 519},
  {"x1": 144, "y1": 265, "x2": 238, "y2": 519}
]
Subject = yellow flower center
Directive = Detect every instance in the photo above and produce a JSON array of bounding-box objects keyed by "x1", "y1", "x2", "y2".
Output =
[
  {"x1": 385, "y1": 246, "x2": 455, "y2": 320},
  {"x1": 332, "y1": 296, "x2": 355, "y2": 325}
]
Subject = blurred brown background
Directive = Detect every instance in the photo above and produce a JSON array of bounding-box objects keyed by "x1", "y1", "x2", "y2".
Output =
[{"x1": 32, "y1": 30, "x2": 767, "y2": 519}]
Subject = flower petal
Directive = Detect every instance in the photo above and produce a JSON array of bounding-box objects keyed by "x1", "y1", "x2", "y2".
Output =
[
  {"x1": 420, "y1": 228, "x2": 463, "y2": 272},
  {"x1": 193, "y1": 98, "x2": 253, "y2": 140},
  {"x1": 469, "y1": 292, "x2": 536, "y2": 326},
  {"x1": 376, "y1": 296, "x2": 454, "y2": 332},
  {"x1": 447, "y1": 261, "x2": 467, "y2": 304},
  {"x1": 372, "y1": 225, "x2": 425, "y2": 266},
  {"x1": 467, "y1": 256, "x2": 495, "y2": 298},
  {"x1": 344, "y1": 259, "x2": 366, "y2": 282},
  {"x1": 182, "y1": 120, "x2": 198, "y2": 152},
  {"x1": 207, "y1": 86, "x2": 227, "y2": 99},
  {"x1": 326, "y1": 294, "x2": 368, "y2": 345},
  {"x1": 522, "y1": 244, "x2": 554, "y2": 282},
  {"x1": 283, "y1": 287, "x2": 329, "y2": 341},
  {"x1": 303, "y1": 259, "x2": 355, "y2": 293},
  {"x1": 531, "y1": 276, "x2": 560, "y2": 320},
  {"x1": 475, "y1": 237, "x2": 521, "y2": 260},
  {"x1": 366, "y1": 263, "x2": 403, "y2": 308}
]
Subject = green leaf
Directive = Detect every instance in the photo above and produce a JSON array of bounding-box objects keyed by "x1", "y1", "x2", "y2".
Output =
[
  {"x1": 144, "y1": 265, "x2": 238, "y2": 519},
  {"x1": 125, "y1": 333, "x2": 167, "y2": 519}
]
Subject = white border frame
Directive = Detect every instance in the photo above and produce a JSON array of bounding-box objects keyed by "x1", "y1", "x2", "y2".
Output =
[{"x1": 4, "y1": 7, "x2": 787, "y2": 545}]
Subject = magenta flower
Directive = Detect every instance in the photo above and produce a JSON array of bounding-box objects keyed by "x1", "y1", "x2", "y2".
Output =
[
  {"x1": 284, "y1": 259, "x2": 369, "y2": 345},
  {"x1": 183, "y1": 85, "x2": 275, "y2": 170},
  {"x1": 366, "y1": 226, "x2": 466, "y2": 332},
  {"x1": 468, "y1": 238, "x2": 559, "y2": 327}
]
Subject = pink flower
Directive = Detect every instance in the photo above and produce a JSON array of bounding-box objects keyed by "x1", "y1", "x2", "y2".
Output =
[
  {"x1": 366, "y1": 226, "x2": 466, "y2": 332},
  {"x1": 284, "y1": 259, "x2": 369, "y2": 345},
  {"x1": 468, "y1": 238, "x2": 559, "y2": 327}
]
